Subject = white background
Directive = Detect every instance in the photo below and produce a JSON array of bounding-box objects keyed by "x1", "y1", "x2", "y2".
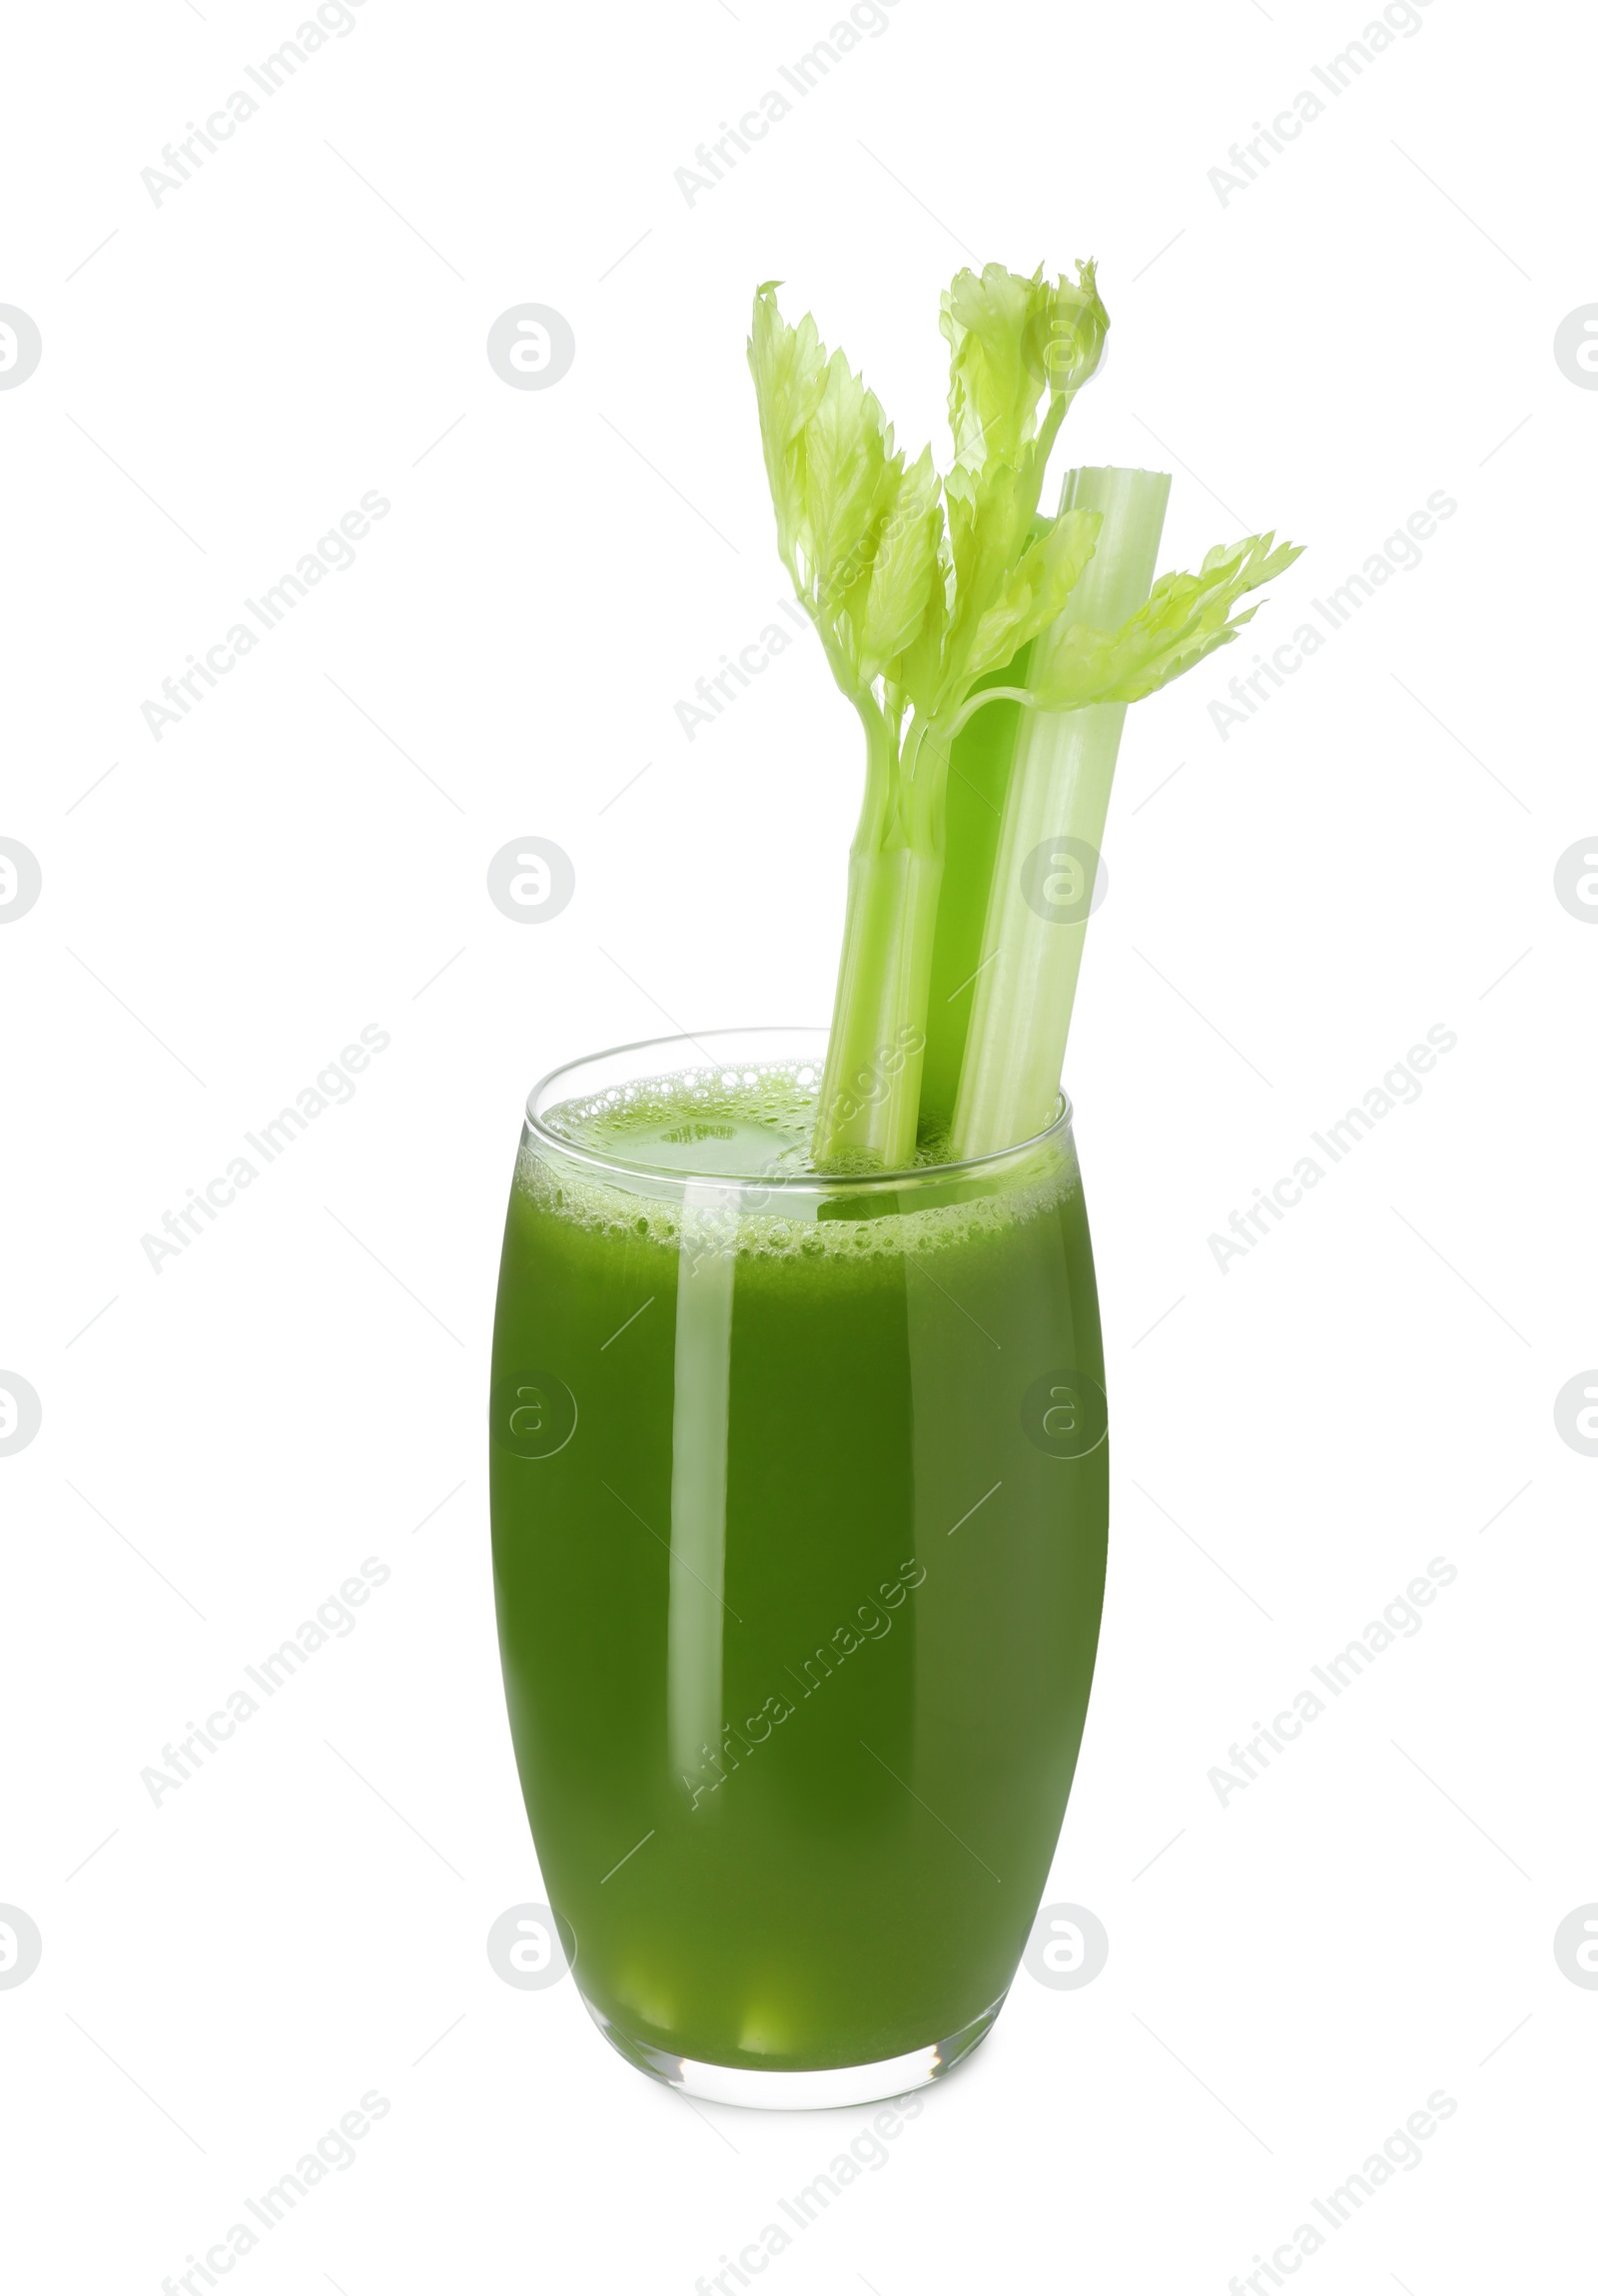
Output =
[{"x1": 2, "y1": 0, "x2": 1593, "y2": 2288}]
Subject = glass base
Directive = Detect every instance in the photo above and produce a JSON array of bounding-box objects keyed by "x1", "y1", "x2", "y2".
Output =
[{"x1": 581, "y1": 1990, "x2": 1005, "y2": 2109}]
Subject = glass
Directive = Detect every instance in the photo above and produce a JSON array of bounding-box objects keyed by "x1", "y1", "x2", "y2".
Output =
[{"x1": 489, "y1": 1028, "x2": 1108, "y2": 2107}]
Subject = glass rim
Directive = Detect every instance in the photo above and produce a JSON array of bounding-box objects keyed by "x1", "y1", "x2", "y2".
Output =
[{"x1": 522, "y1": 1026, "x2": 1074, "y2": 1193}]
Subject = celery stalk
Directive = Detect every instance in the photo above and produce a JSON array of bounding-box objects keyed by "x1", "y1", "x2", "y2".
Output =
[
  {"x1": 813, "y1": 839, "x2": 943, "y2": 1167},
  {"x1": 952, "y1": 468, "x2": 1169, "y2": 1157},
  {"x1": 748, "y1": 268, "x2": 1110, "y2": 1169},
  {"x1": 746, "y1": 268, "x2": 1302, "y2": 1170},
  {"x1": 917, "y1": 644, "x2": 1035, "y2": 1145}
]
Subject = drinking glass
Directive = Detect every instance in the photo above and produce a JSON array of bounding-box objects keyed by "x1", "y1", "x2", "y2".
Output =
[{"x1": 489, "y1": 1028, "x2": 1108, "y2": 2107}]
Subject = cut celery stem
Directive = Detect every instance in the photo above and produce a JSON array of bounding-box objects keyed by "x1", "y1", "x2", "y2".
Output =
[
  {"x1": 917, "y1": 643, "x2": 1036, "y2": 1143},
  {"x1": 812, "y1": 838, "x2": 942, "y2": 1168},
  {"x1": 951, "y1": 467, "x2": 1171, "y2": 1158},
  {"x1": 949, "y1": 704, "x2": 1126, "y2": 1155},
  {"x1": 812, "y1": 699, "x2": 945, "y2": 1170}
]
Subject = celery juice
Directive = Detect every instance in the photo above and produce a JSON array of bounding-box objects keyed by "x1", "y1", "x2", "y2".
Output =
[{"x1": 489, "y1": 1034, "x2": 1108, "y2": 2090}]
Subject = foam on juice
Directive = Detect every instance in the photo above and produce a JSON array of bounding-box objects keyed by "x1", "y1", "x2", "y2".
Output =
[{"x1": 518, "y1": 1061, "x2": 1074, "y2": 1262}]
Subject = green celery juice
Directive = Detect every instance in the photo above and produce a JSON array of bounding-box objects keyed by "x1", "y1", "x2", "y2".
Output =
[{"x1": 489, "y1": 1054, "x2": 1108, "y2": 2075}]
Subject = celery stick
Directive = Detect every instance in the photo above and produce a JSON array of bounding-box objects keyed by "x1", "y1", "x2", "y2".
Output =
[
  {"x1": 918, "y1": 644, "x2": 1034, "y2": 1145},
  {"x1": 813, "y1": 829, "x2": 944, "y2": 1167},
  {"x1": 748, "y1": 268, "x2": 1110, "y2": 1169},
  {"x1": 952, "y1": 468, "x2": 1170, "y2": 1158},
  {"x1": 746, "y1": 269, "x2": 1302, "y2": 1170}
]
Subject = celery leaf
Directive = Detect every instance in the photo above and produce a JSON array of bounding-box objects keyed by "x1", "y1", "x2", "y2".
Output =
[
  {"x1": 1030, "y1": 532, "x2": 1304, "y2": 709},
  {"x1": 941, "y1": 262, "x2": 1108, "y2": 476},
  {"x1": 748, "y1": 283, "x2": 948, "y2": 704},
  {"x1": 851, "y1": 446, "x2": 945, "y2": 689},
  {"x1": 958, "y1": 505, "x2": 1102, "y2": 688}
]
